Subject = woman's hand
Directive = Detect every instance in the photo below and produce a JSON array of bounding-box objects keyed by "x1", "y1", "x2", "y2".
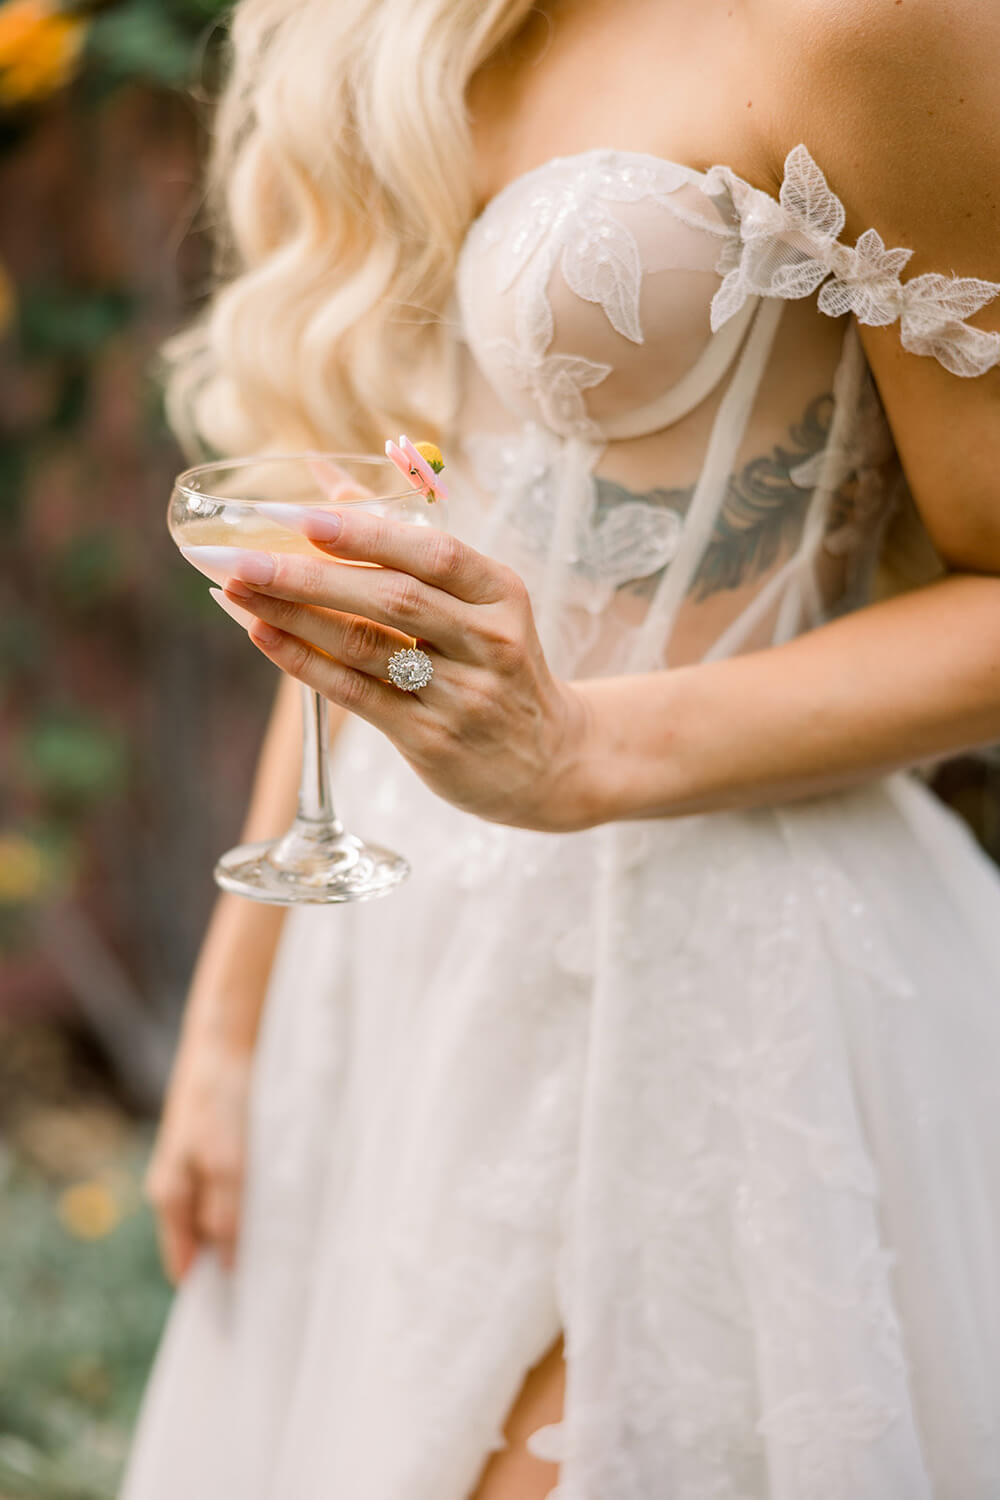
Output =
[
  {"x1": 183, "y1": 511, "x2": 598, "y2": 832},
  {"x1": 143, "y1": 1035, "x2": 254, "y2": 1283}
]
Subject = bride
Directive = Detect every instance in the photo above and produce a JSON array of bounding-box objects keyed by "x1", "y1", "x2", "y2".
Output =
[{"x1": 122, "y1": 0, "x2": 1000, "y2": 1495}]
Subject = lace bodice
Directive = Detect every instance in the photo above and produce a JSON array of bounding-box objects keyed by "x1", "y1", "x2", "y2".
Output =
[{"x1": 449, "y1": 144, "x2": 1000, "y2": 681}]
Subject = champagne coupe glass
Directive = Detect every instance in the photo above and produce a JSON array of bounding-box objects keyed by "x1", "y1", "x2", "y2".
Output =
[{"x1": 168, "y1": 452, "x2": 449, "y2": 904}]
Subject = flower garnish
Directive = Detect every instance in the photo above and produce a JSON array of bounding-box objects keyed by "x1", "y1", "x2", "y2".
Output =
[
  {"x1": 385, "y1": 434, "x2": 448, "y2": 503},
  {"x1": 414, "y1": 440, "x2": 445, "y2": 474}
]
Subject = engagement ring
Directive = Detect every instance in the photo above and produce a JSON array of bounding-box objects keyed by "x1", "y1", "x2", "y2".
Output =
[{"x1": 387, "y1": 646, "x2": 434, "y2": 692}]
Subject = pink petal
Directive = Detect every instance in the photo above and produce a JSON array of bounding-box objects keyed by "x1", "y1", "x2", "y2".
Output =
[
  {"x1": 398, "y1": 435, "x2": 437, "y2": 491},
  {"x1": 385, "y1": 439, "x2": 414, "y2": 485}
]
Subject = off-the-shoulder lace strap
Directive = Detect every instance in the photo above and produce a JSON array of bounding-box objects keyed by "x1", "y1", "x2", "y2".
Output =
[{"x1": 703, "y1": 144, "x2": 1000, "y2": 378}]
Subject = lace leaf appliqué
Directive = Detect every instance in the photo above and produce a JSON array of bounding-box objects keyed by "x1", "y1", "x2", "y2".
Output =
[
  {"x1": 489, "y1": 341, "x2": 613, "y2": 440},
  {"x1": 464, "y1": 424, "x2": 683, "y2": 593},
  {"x1": 561, "y1": 212, "x2": 644, "y2": 342},
  {"x1": 780, "y1": 142, "x2": 846, "y2": 243},
  {"x1": 472, "y1": 152, "x2": 703, "y2": 438},
  {"x1": 895, "y1": 271, "x2": 1000, "y2": 377},
  {"x1": 705, "y1": 143, "x2": 1000, "y2": 378},
  {"x1": 757, "y1": 1386, "x2": 899, "y2": 1500},
  {"x1": 817, "y1": 229, "x2": 914, "y2": 325}
]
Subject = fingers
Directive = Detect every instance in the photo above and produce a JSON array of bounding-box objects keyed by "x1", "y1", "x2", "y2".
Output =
[
  {"x1": 196, "y1": 1172, "x2": 243, "y2": 1273},
  {"x1": 182, "y1": 544, "x2": 474, "y2": 658},
  {"x1": 160, "y1": 1205, "x2": 200, "y2": 1285},
  {"x1": 213, "y1": 585, "x2": 416, "y2": 678},
  {"x1": 145, "y1": 1151, "x2": 244, "y2": 1281},
  {"x1": 184, "y1": 505, "x2": 510, "y2": 609},
  {"x1": 303, "y1": 507, "x2": 502, "y2": 604},
  {"x1": 145, "y1": 1158, "x2": 199, "y2": 1285},
  {"x1": 239, "y1": 614, "x2": 432, "y2": 736}
]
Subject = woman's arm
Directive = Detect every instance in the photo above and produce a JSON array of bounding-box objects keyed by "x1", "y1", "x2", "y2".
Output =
[
  {"x1": 570, "y1": 571, "x2": 1000, "y2": 824},
  {"x1": 199, "y1": 476, "x2": 1000, "y2": 836}
]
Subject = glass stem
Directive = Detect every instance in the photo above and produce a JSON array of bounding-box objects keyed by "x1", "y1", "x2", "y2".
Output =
[{"x1": 296, "y1": 684, "x2": 343, "y2": 836}]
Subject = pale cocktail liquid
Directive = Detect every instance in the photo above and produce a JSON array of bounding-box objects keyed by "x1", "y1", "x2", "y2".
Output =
[{"x1": 172, "y1": 499, "x2": 437, "y2": 570}]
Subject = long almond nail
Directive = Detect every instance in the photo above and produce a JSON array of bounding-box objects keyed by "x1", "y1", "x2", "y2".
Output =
[
  {"x1": 255, "y1": 503, "x2": 343, "y2": 541},
  {"x1": 180, "y1": 546, "x2": 275, "y2": 584},
  {"x1": 208, "y1": 586, "x2": 255, "y2": 629}
]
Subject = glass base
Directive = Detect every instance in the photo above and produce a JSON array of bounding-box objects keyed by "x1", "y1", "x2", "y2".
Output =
[{"x1": 213, "y1": 826, "x2": 410, "y2": 905}]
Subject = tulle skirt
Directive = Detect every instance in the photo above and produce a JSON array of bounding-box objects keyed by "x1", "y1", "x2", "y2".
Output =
[{"x1": 120, "y1": 714, "x2": 1000, "y2": 1499}]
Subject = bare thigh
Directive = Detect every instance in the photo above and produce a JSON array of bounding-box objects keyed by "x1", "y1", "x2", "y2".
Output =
[{"x1": 468, "y1": 1332, "x2": 566, "y2": 1500}]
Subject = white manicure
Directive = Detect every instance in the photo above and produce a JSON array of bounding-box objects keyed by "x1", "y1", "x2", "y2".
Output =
[{"x1": 208, "y1": 587, "x2": 257, "y2": 631}]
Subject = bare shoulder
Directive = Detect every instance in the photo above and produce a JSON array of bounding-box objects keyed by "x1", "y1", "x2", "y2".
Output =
[
  {"x1": 778, "y1": 0, "x2": 999, "y2": 90},
  {"x1": 759, "y1": 0, "x2": 999, "y2": 274},
  {"x1": 752, "y1": 0, "x2": 1000, "y2": 575}
]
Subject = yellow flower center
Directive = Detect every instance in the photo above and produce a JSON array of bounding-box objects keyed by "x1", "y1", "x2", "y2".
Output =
[{"x1": 414, "y1": 440, "x2": 445, "y2": 474}]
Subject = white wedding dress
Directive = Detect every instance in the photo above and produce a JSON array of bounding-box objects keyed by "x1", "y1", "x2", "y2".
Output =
[{"x1": 121, "y1": 144, "x2": 1000, "y2": 1500}]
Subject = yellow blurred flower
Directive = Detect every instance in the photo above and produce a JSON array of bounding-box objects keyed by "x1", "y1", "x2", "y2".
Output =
[
  {"x1": 0, "y1": 0, "x2": 87, "y2": 107},
  {"x1": 0, "y1": 831, "x2": 48, "y2": 903},
  {"x1": 57, "y1": 1179, "x2": 121, "y2": 1240},
  {"x1": 0, "y1": 261, "x2": 14, "y2": 335}
]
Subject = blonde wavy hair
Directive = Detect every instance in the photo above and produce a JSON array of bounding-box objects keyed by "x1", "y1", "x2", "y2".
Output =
[{"x1": 165, "y1": 0, "x2": 535, "y2": 462}]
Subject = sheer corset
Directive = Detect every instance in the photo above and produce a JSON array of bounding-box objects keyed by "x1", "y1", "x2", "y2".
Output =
[{"x1": 449, "y1": 144, "x2": 1000, "y2": 680}]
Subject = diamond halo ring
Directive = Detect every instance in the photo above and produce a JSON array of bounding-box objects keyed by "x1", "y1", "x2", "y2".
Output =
[{"x1": 387, "y1": 645, "x2": 434, "y2": 693}]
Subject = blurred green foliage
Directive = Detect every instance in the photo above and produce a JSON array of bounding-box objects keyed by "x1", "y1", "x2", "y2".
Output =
[
  {"x1": 0, "y1": 10, "x2": 271, "y2": 1486},
  {"x1": 1, "y1": 0, "x2": 275, "y2": 993},
  {"x1": 0, "y1": 1143, "x2": 170, "y2": 1500},
  {"x1": 19, "y1": 712, "x2": 129, "y2": 806},
  {"x1": 17, "y1": 289, "x2": 133, "y2": 360},
  {"x1": 86, "y1": 0, "x2": 230, "y2": 92}
]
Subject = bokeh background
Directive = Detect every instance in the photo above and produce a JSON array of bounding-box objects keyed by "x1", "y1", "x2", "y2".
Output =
[
  {"x1": 1, "y1": 4, "x2": 1000, "y2": 1497},
  {"x1": 0, "y1": 4, "x2": 278, "y2": 1495}
]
